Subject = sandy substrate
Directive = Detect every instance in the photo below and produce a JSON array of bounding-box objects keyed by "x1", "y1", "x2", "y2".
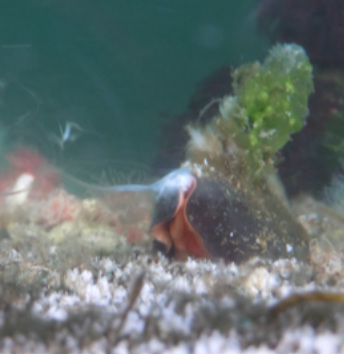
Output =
[{"x1": 0, "y1": 193, "x2": 344, "y2": 354}]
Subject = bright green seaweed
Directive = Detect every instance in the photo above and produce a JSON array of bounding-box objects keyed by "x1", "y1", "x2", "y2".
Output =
[{"x1": 219, "y1": 43, "x2": 314, "y2": 176}]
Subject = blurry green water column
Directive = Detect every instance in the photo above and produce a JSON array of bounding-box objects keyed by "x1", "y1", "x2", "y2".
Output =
[{"x1": 0, "y1": 0, "x2": 268, "y2": 174}]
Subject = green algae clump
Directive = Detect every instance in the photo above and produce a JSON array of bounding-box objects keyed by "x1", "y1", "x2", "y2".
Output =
[{"x1": 219, "y1": 43, "x2": 313, "y2": 176}]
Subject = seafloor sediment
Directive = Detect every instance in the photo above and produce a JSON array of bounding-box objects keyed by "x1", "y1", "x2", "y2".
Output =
[{"x1": 0, "y1": 191, "x2": 343, "y2": 354}]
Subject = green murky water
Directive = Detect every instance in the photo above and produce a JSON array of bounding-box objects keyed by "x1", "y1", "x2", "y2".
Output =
[{"x1": 0, "y1": 0, "x2": 268, "y2": 175}]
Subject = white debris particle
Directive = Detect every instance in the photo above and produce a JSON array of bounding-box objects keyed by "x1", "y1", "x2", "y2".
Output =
[
  {"x1": 46, "y1": 305, "x2": 68, "y2": 321},
  {"x1": 314, "y1": 331, "x2": 341, "y2": 354},
  {"x1": 112, "y1": 341, "x2": 129, "y2": 354},
  {"x1": 139, "y1": 282, "x2": 155, "y2": 303},
  {"x1": 173, "y1": 275, "x2": 192, "y2": 293},
  {"x1": 194, "y1": 331, "x2": 241, "y2": 354},
  {"x1": 159, "y1": 303, "x2": 192, "y2": 336},
  {"x1": 150, "y1": 264, "x2": 173, "y2": 283},
  {"x1": 244, "y1": 267, "x2": 280, "y2": 298},
  {"x1": 286, "y1": 244, "x2": 293, "y2": 253},
  {"x1": 276, "y1": 327, "x2": 315, "y2": 354},
  {"x1": 193, "y1": 276, "x2": 208, "y2": 294},
  {"x1": 113, "y1": 286, "x2": 128, "y2": 306},
  {"x1": 61, "y1": 294, "x2": 81, "y2": 307},
  {"x1": 84, "y1": 282, "x2": 102, "y2": 303},
  {"x1": 166, "y1": 343, "x2": 191, "y2": 354},
  {"x1": 185, "y1": 258, "x2": 200, "y2": 271},
  {"x1": 135, "y1": 338, "x2": 166, "y2": 354},
  {"x1": 80, "y1": 269, "x2": 93, "y2": 283},
  {"x1": 121, "y1": 311, "x2": 145, "y2": 336}
]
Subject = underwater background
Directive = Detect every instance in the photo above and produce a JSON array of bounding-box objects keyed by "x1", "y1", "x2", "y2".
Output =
[
  {"x1": 0, "y1": 0, "x2": 269, "y2": 176},
  {"x1": 1, "y1": 0, "x2": 344, "y2": 197}
]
